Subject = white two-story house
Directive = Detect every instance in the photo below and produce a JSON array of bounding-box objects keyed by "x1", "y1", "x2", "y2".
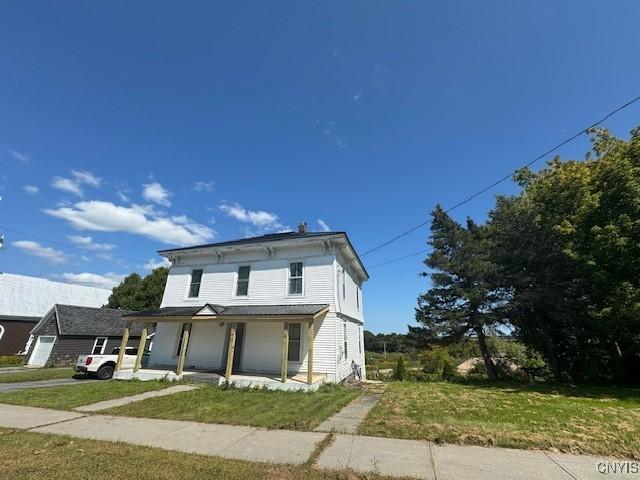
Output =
[{"x1": 114, "y1": 224, "x2": 368, "y2": 390}]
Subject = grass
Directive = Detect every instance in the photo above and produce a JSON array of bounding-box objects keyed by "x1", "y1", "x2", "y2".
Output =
[
  {"x1": 0, "y1": 380, "x2": 170, "y2": 410},
  {"x1": 0, "y1": 428, "x2": 396, "y2": 480},
  {"x1": 105, "y1": 383, "x2": 360, "y2": 430},
  {"x1": 0, "y1": 368, "x2": 75, "y2": 383},
  {"x1": 0, "y1": 355, "x2": 23, "y2": 367},
  {"x1": 359, "y1": 380, "x2": 640, "y2": 459}
]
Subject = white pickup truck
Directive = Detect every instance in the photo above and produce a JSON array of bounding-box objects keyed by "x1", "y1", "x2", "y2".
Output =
[{"x1": 74, "y1": 347, "x2": 148, "y2": 380}]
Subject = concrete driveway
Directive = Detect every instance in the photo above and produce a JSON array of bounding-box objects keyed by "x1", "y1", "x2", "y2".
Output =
[{"x1": 0, "y1": 377, "x2": 99, "y2": 393}]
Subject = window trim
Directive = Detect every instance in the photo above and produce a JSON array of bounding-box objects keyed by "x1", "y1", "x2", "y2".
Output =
[
  {"x1": 0, "y1": 325, "x2": 4, "y2": 342},
  {"x1": 342, "y1": 269, "x2": 346, "y2": 299},
  {"x1": 356, "y1": 285, "x2": 360, "y2": 310},
  {"x1": 91, "y1": 336, "x2": 108, "y2": 355},
  {"x1": 343, "y1": 321, "x2": 348, "y2": 359},
  {"x1": 287, "y1": 261, "x2": 304, "y2": 296},
  {"x1": 234, "y1": 265, "x2": 251, "y2": 297},
  {"x1": 287, "y1": 323, "x2": 302, "y2": 363},
  {"x1": 187, "y1": 268, "x2": 204, "y2": 298}
]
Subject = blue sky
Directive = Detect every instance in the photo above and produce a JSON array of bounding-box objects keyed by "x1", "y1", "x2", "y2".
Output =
[{"x1": 1, "y1": 2, "x2": 639, "y2": 333}]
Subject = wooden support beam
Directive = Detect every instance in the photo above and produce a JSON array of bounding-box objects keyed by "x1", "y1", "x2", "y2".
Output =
[
  {"x1": 115, "y1": 323, "x2": 130, "y2": 371},
  {"x1": 133, "y1": 323, "x2": 149, "y2": 373},
  {"x1": 225, "y1": 323, "x2": 236, "y2": 380},
  {"x1": 176, "y1": 323, "x2": 190, "y2": 376},
  {"x1": 307, "y1": 319, "x2": 314, "y2": 385},
  {"x1": 281, "y1": 322, "x2": 289, "y2": 383}
]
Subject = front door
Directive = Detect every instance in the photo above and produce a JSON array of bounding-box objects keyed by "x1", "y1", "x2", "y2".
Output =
[
  {"x1": 29, "y1": 336, "x2": 56, "y2": 366},
  {"x1": 223, "y1": 323, "x2": 245, "y2": 373}
]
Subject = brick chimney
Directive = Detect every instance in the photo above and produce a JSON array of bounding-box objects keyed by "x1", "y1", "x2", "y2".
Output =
[{"x1": 297, "y1": 221, "x2": 308, "y2": 234}]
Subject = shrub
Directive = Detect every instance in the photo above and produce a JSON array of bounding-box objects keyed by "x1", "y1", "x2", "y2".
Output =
[
  {"x1": 420, "y1": 348, "x2": 456, "y2": 380},
  {"x1": 393, "y1": 357, "x2": 407, "y2": 381}
]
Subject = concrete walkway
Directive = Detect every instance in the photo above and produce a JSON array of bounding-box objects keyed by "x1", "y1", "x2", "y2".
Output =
[
  {"x1": 0, "y1": 402, "x2": 632, "y2": 479},
  {"x1": 0, "y1": 377, "x2": 98, "y2": 393},
  {"x1": 74, "y1": 384, "x2": 200, "y2": 412},
  {"x1": 315, "y1": 384, "x2": 385, "y2": 433}
]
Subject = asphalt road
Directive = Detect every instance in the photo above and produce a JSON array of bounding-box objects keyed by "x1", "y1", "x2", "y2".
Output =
[{"x1": 0, "y1": 377, "x2": 99, "y2": 393}]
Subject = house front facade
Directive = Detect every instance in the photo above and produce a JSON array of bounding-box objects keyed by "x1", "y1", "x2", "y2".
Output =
[{"x1": 116, "y1": 226, "x2": 368, "y2": 388}]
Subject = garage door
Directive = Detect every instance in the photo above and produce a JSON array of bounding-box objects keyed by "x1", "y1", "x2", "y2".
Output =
[{"x1": 28, "y1": 336, "x2": 56, "y2": 366}]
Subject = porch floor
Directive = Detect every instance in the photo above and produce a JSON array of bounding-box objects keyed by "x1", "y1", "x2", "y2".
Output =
[{"x1": 113, "y1": 368, "x2": 326, "y2": 392}]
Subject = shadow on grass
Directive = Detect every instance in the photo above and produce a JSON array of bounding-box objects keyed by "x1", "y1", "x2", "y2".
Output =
[{"x1": 447, "y1": 377, "x2": 640, "y2": 402}]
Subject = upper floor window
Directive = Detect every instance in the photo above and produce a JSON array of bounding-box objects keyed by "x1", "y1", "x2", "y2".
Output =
[
  {"x1": 288, "y1": 262, "x2": 303, "y2": 295},
  {"x1": 188, "y1": 269, "x2": 203, "y2": 298},
  {"x1": 236, "y1": 266, "x2": 251, "y2": 296},
  {"x1": 356, "y1": 286, "x2": 360, "y2": 310},
  {"x1": 342, "y1": 269, "x2": 346, "y2": 299}
]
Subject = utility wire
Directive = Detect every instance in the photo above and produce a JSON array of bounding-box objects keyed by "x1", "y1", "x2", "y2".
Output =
[
  {"x1": 367, "y1": 249, "x2": 429, "y2": 269},
  {"x1": 360, "y1": 94, "x2": 640, "y2": 260}
]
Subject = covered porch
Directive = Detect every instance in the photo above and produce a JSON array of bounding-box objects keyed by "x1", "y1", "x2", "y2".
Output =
[{"x1": 113, "y1": 303, "x2": 330, "y2": 390}]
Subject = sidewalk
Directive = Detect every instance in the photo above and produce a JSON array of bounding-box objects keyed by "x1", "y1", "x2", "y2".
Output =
[{"x1": 0, "y1": 402, "x2": 631, "y2": 479}]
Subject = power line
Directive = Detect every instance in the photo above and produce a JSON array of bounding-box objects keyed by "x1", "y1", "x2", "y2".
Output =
[
  {"x1": 367, "y1": 249, "x2": 429, "y2": 269},
  {"x1": 360, "y1": 94, "x2": 640, "y2": 259}
]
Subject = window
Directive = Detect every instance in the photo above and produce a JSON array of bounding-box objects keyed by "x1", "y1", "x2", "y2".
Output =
[
  {"x1": 91, "y1": 337, "x2": 108, "y2": 355},
  {"x1": 288, "y1": 262, "x2": 303, "y2": 295},
  {"x1": 189, "y1": 269, "x2": 203, "y2": 297},
  {"x1": 359, "y1": 327, "x2": 362, "y2": 354},
  {"x1": 342, "y1": 269, "x2": 346, "y2": 299},
  {"x1": 343, "y1": 321, "x2": 348, "y2": 358},
  {"x1": 175, "y1": 323, "x2": 191, "y2": 356},
  {"x1": 236, "y1": 266, "x2": 250, "y2": 296},
  {"x1": 356, "y1": 286, "x2": 360, "y2": 310},
  {"x1": 288, "y1": 323, "x2": 301, "y2": 362}
]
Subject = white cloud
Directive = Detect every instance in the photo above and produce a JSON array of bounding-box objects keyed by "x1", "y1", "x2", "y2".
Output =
[
  {"x1": 317, "y1": 219, "x2": 331, "y2": 232},
  {"x1": 194, "y1": 181, "x2": 215, "y2": 192},
  {"x1": 219, "y1": 202, "x2": 290, "y2": 236},
  {"x1": 51, "y1": 176, "x2": 84, "y2": 197},
  {"x1": 60, "y1": 272, "x2": 124, "y2": 289},
  {"x1": 142, "y1": 181, "x2": 172, "y2": 207},
  {"x1": 116, "y1": 190, "x2": 129, "y2": 202},
  {"x1": 353, "y1": 89, "x2": 363, "y2": 101},
  {"x1": 45, "y1": 200, "x2": 215, "y2": 246},
  {"x1": 8, "y1": 149, "x2": 29, "y2": 163},
  {"x1": 23, "y1": 185, "x2": 39, "y2": 194},
  {"x1": 12, "y1": 240, "x2": 67, "y2": 264},
  {"x1": 71, "y1": 169, "x2": 101, "y2": 187},
  {"x1": 143, "y1": 257, "x2": 171, "y2": 271},
  {"x1": 67, "y1": 235, "x2": 115, "y2": 251}
]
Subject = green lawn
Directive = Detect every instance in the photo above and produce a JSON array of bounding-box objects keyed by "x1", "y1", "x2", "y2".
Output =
[
  {"x1": 0, "y1": 380, "x2": 169, "y2": 410},
  {"x1": 359, "y1": 381, "x2": 640, "y2": 458},
  {"x1": 0, "y1": 368, "x2": 75, "y2": 383},
  {"x1": 105, "y1": 384, "x2": 360, "y2": 430},
  {"x1": 0, "y1": 428, "x2": 394, "y2": 480}
]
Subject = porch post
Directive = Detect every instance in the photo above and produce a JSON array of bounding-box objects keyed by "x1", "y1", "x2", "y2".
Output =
[
  {"x1": 133, "y1": 323, "x2": 149, "y2": 372},
  {"x1": 225, "y1": 322, "x2": 236, "y2": 380},
  {"x1": 176, "y1": 323, "x2": 191, "y2": 376},
  {"x1": 115, "y1": 322, "x2": 130, "y2": 371},
  {"x1": 280, "y1": 322, "x2": 289, "y2": 383},
  {"x1": 307, "y1": 319, "x2": 314, "y2": 385}
]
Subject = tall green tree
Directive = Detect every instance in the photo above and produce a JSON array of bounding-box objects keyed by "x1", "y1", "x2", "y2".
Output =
[
  {"x1": 105, "y1": 267, "x2": 169, "y2": 311},
  {"x1": 416, "y1": 206, "x2": 506, "y2": 379},
  {"x1": 490, "y1": 128, "x2": 640, "y2": 383}
]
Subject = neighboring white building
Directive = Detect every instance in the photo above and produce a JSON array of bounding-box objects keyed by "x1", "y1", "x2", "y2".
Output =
[
  {"x1": 0, "y1": 273, "x2": 111, "y2": 356},
  {"x1": 116, "y1": 224, "x2": 368, "y2": 389}
]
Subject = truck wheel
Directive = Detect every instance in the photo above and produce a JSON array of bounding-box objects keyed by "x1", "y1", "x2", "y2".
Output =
[{"x1": 96, "y1": 364, "x2": 115, "y2": 380}]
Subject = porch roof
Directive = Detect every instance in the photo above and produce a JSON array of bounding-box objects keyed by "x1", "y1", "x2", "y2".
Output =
[{"x1": 122, "y1": 303, "x2": 330, "y2": 321}]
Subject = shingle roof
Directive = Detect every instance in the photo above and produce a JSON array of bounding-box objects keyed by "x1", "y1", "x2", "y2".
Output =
[
  {"x1": 53, "y1": 304, "x2": 144, "y2": 336},
  {"x1": 124, "y1": 303, "x2": 329, "y2": 319}
]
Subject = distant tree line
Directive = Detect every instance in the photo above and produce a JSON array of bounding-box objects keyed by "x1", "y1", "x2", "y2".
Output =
[
  {"x1": 415, "y1": 128, "x2": 640, "y2": 384},
  {"x1": 363, "y1": 330, "x2": 411, "y2": 353}
]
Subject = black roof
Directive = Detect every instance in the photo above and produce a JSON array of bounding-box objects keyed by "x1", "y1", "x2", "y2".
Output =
[
  {"x1": 46, "y1": 304, "x2": 145, "y2": 336},
  {"x1": 157, "y1": 231, "x2": 343, "y2": 253},
  {"x1": 0, "y1": 315, "x2": 39, "y2": 323},
  {"x1": 157, "y1": 230, "x2": 369, "y2": 280},
  {"x1": 124, "y1": 303, "x2": 329, "y2": 318}
]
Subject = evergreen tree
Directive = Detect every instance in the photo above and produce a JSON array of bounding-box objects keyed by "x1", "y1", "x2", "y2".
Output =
[
  {"x1": 105, "y1": 267, "x2": 169, "y2": 311},
  {"x1": 416, "y1": 206, "x2": 506, "y2": 379}
]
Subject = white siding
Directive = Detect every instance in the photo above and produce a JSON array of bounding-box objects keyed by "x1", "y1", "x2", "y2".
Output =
[
  {"x1": 335, "y1": 259, "x2": 364, "y2": 322},
  {"x1": 336, "y1": 317, "x2": 365, "y2": 382},
  {"x1": 148, "y1": 322, "x2": 180, "y2": 367},
  {"x1": 161, "y1": 253, "x2": 335, "y2": 309},
  {"x1": 241, "y1": 322, "x2": 282, "y2": 373},
  {"x1": 185, "y1": 322, "x2": 226, "y2": 370}
]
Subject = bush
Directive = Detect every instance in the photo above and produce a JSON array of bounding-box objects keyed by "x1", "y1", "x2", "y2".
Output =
[
  {"x1": 419, "y1": 348, "x2": 456, "y2": 380},
  {"x1": 393, "y1": 357, "x2": 407, "y2": 381}
]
